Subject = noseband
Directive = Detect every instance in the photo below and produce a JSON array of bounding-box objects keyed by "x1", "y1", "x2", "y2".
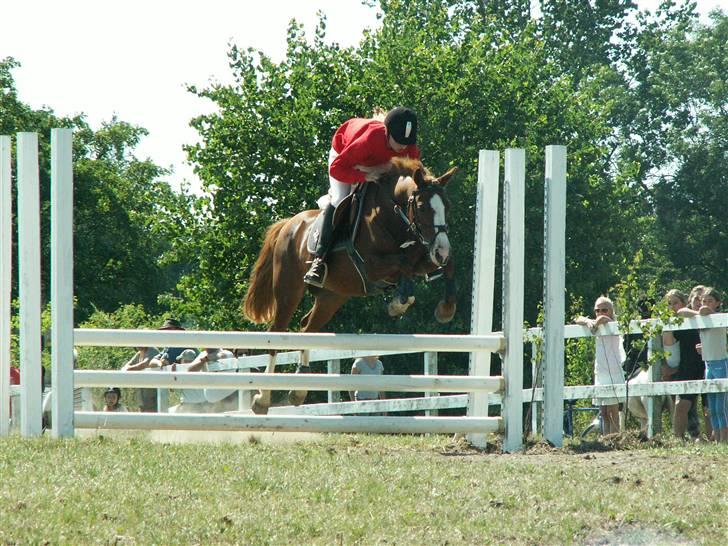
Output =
[{"x1": 393, "y1": 186, "x2": 449, "y2": 251}]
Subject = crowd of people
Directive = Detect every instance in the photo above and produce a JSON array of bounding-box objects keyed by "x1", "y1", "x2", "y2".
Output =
[
  {"x1": 113, "y1": 316, "x2": 387, "y2": 414},
  {"x1": 576, "y1": 285, "x2": 727, "y2": 443}
]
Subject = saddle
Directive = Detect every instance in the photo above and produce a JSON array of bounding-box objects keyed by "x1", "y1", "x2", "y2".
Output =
[{"x1": 306, "y1": 184, "x2": 395, "y2": 295}]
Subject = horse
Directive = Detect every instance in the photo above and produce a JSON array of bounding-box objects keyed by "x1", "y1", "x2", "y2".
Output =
[{"x1": 242, "y1": 157, "x2": 458, "y2": 414}]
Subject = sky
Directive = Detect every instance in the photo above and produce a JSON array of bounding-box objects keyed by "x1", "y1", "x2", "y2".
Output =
[{"x1": 2, "y1": 0, "x2": 725, "y2": 194}]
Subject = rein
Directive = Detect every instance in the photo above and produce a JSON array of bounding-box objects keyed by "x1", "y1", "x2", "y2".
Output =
[{"x1": 392, "y1": 187, "x2": 448, "y2": 251}]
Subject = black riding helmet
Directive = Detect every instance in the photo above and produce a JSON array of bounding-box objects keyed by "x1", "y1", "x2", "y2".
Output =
[{"x1": 384, "y1": 107, "x2": 417, "y2": 145}]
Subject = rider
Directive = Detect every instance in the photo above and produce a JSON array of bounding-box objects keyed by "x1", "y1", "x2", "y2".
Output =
[{"x1": 303, "y1": 107, "x2": 421, "y2": 288}]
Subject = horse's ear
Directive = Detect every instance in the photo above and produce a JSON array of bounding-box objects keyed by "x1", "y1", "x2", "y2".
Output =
[
  {"x1": 435, "y1": 166, "x2": 459, "y2": 187},
  {"x1": 413, "y1": 167, "x2": 427, "y2": 188}
]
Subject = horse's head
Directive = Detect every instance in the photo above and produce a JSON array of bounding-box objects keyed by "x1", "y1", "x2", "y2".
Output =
[{"x1": 389, "y1": 158, "x2": 458, "y2": 267}]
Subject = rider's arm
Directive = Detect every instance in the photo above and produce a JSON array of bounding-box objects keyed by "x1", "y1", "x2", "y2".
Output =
[{"x1": 330, "y1": 137, "x2": 372, "y2": 184}]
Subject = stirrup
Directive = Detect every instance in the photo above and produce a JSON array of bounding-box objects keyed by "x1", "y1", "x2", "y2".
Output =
[{"x1": 304, "y1": 259, "x2": 328, "y2": 288}]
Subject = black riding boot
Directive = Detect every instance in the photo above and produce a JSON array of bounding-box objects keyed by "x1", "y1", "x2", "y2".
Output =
[{"x1": 304, "y1": 203, "x2": 335, "y2": 288}]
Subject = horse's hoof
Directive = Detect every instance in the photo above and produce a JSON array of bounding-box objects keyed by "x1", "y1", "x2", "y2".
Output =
[
  {"x1": 288, "y1": 390, "x2": 307, "y2": 406},
  {"x1": 251, "y1": 395, "x2": 269, "y2": 415},
  {"x1": 435, "y1": 301, "x2": 456, "y2": 323}
]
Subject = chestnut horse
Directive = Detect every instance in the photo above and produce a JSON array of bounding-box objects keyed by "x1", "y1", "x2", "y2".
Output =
[{"x1": 242, "y1": 157, "x2": 458, "y2": 414}]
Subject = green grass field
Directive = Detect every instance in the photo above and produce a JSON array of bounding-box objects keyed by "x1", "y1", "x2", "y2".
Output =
[{"x1": 0, "y1": 432, "x2": 726, "y2": 545}]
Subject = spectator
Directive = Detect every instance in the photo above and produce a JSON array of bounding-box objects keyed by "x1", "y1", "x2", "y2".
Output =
[
  {"x1": 170, "y1": 349, "x2": 206, "y2": 410},
  {"x1": 170, "y1": 348, "x2": 238, "y2": 413},
  {"x1": 122, "y1": 346, "x2": 160, "y2": 412},
  {"x1": 687, "y1": 285, "x2": 711, "y2": 439},
  {"x1": 622, "y1": 297, "x2": 653, "y2": 379},
  {"x1": 678, "y1": 287, "x2": 728, "y2": 443},
  {"x1": 149, "y1": 318, "x2": 188, "y2": 368},
  {"x1": 349, "y1": 355, "x2": 385, "y2": 407},
  {"x1": 662, "y1": 289, "x2": 704, "y2": 439},
  {"x1": 102, "y1": 387, "x2": 128, "y2": 412},
  {"x1": 575, "y1": 296, "x2": 625, "y2": 434}
]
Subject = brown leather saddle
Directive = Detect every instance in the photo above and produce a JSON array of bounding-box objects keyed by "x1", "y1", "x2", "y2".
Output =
[{"x1": 306, "y1": 183, "x2": 395, "y2": 294}]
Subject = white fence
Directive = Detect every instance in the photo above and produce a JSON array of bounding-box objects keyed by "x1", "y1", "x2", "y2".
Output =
[{"x1": 1, "y1": 130, "x2": 530, "y2": 451}]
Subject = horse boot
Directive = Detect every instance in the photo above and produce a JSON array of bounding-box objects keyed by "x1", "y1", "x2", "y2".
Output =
[{"x1": 304, "y1": 203, "x2": 335, "y2": 288}]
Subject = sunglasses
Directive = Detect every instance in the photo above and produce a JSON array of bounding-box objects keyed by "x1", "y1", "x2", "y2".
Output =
[{"x1": 594, "y1": 308, "x2": 611, "y2": 314}]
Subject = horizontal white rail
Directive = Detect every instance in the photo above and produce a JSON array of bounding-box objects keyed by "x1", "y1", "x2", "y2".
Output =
[
  {"x1": 74, "y1": 412, "x2": 502, "y2": 434},
  {"x1": 213, "y1": 348, "x2": 423, "y2": 371},
  {"x1": 270, "y1": 395, "x2": 470, "y2": 415},
  {"x1": 527, "y1": 312, "x2": 728, "y2": 339},
  {"x1": 73, "y1": 329, "x2": 505, "y2": 353},
  {"x1": 524, "y1": 378, "x2": 728, "y2": 402},
  {"x1": 74, "y1": 370, "x2": 504, "y2": 393}
]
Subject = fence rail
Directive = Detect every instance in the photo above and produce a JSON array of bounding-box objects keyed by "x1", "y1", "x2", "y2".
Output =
[
  {"x1": 74, "y1": 370, "x2": 504, "y2": 393},
  {"x1": 74, "y1": 412, "x2": 503, "y2": 434},
  {"x1": 73, "y1": 329, "x2": 505, "y2": 353}
]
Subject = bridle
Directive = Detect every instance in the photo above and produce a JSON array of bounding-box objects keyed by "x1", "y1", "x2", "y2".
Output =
[{"x1": 393, "y1": 185, "x2": 449, "y2": 252}]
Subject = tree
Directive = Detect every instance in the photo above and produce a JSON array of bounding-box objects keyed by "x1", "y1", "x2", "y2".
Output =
[
  {"x1": 1, "y1": 57, "x2": 190, "y2": 323},
  {"x1": 178, "y1": 1, "x2": 646, "y2": 347}
]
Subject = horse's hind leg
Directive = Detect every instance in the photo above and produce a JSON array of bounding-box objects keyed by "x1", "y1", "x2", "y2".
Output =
[
  {"x1": 251, "y1": 352, "x2": 277, "y2": 414},
  {"x1": 288, "y1": 292, "x2": 349, "y2": 406},
  {"x1": 252, "y1": 273, "x2": 306, "y2": 414}
]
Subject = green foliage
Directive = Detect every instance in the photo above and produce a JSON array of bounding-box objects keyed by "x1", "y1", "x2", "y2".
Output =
[
  {"x1": 75, "y1": 304, "x2": 162, "y2": 370},
  {"x1": 177, "y1": 1, "x2": 647, "y2": 347},
  {"x1": 565, "y1": 295, "x2": 594, "y2": 386}
]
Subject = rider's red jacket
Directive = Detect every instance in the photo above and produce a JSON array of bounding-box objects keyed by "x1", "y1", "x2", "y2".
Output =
[{"x1": 329, "y1": 118, "x2": 420, "y2": 184}]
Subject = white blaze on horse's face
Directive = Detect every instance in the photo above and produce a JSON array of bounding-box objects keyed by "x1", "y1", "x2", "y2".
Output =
[{"x1": 429, "y1": 193, "x2": 450, "y2": 266}]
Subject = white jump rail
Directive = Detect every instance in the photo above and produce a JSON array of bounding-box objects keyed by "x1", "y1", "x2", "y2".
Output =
[
  {"x1": 75, "y1": 412, "x2": 502, "y2": 434},
  {"x1": 72, "y1": 329, "x2": 505, "y2": 353},
  {"x1": 74, "y1": 370, "x2": 504, "y2": 393}
]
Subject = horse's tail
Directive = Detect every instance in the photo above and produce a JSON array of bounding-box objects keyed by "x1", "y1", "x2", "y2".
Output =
[{"x1": 243, "y1": 219, "x2": 288, "y2": 324}]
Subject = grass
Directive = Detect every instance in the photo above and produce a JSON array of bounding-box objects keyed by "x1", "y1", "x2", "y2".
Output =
[{"x1": 0, "y1": 432, "x2": 726, "y2": 545}]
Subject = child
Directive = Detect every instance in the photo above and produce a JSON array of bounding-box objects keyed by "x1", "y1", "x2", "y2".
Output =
[
  {"x1": 102, "y1": 387, "x2": 128, "y2": 412},
  {"x1": 678, "y1": 287, "x2": 728, "y2": 443},
  {"x1": 575, "y1": 296, "x2": 625, "y2": 434}
]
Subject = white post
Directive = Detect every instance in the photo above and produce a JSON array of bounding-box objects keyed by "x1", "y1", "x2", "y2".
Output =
[
  {"x1": 424, "y1": 351, "x2": 438, "y2": 416},
  {"x1": 502, "y1": 148, "x2": 525, "y2": 453},
  {"x1": 0, "y1": 135, "x2": 11, "y2": 436},
  {"x1": 51, "y1": 128, "x2": 75, "y2": 437},
  {"x1": 157, "y1": 388, "x2": 169, "y2": 413},
  {"x1": 542, "y1": 145, "x2": 567, "y2": 446},
  {"x1": 646, "y1": 335, "x2": 662, "y2": 437},
  {"x1": 468, "y1": 150, "x2": 500, "y2": 447},
  {"x1": 530, "y1": 343, "x2": 541, "y2": 435},
  {"x1": 327, "y1": 359, "x2": 341, "y2": 403},
  {"x1": 17, "y1": 132, "x2": 43, "y2": 437}
]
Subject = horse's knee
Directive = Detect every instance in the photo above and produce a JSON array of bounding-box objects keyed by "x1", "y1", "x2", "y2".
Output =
[
  {"x1": 435, "y1": 300, "x2": 456, "y2": 323},
  {"x1": 388, "y1": 296, "x2": 414, "y2": 317}
]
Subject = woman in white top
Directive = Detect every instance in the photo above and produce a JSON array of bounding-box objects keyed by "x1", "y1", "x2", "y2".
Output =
[
  {"x1": 575, "y1": 296, "x2": 626, "y2": 434},
  {"x1": 350, "y1": 355, "x2": 385, "y2": 402}
]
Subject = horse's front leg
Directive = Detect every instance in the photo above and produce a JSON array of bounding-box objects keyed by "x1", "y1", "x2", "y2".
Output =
[
  {"x1": 287, "y1": 350, "x2": 310, "y2": 407},
  {"x1": 434, "y1": 259, "x2": 457, "y2": 324}
]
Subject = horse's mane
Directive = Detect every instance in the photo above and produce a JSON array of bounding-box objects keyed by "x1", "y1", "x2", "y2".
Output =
[{"x1": 377, "y1": 157, "x2": 432, "y2": 187}]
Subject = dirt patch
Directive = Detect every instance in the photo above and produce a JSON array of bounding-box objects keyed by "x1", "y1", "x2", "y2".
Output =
[{"x1": 582, "y1": 523, "x2": 696, "y2": 545}]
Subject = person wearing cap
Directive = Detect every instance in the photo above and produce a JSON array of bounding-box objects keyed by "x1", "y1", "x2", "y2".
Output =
[
  {"x1": 170, "y1": 348, "x2": 238, "y2": 412},
  {"x1": 149, "y1": 318, "x2": 188, "y2": 369},
  {"x1": 102, "y1": 387, "x2": 128, "y2": 412},
  {"x1": 304, "y1": 107, "x2": 421, "y2": 288}
]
